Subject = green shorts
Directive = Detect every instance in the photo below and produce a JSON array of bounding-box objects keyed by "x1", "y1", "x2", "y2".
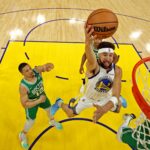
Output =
[
  {"x1": 25, "y1": 97, "x2": 51, "y2": 120},
  {"x1": 120, "y1": 127, "x2": 150, "y2": 149},
  {"x1": 120, "y1": 127, "x2": 137, "y2": 149}
]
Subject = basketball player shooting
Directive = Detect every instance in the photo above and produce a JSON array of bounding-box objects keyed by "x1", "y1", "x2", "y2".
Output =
[{"x1": 50, "y1": 24, "x2": 122, "y2": 123}]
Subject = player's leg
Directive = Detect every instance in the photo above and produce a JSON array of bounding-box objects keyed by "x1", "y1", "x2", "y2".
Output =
[
  {"x1": 50, "y1": 98, "x2": 65, "y2": 116},
  {"x1": 117, "y1": 113, "x2": 138, "y2": 149},
  {"x1": 39, "y1": 97, "x2": 63, "y2": 130},
  {"x1": 51, "y1": 97, "x2": 93, "y2": 117},
  {"x1": 45, "y1": 107, "x2": 63, "y2": 130},
  {"x1": 19, "y1": 107, "x2": 37, "y2": 149},
  {"x1": 60, "y1": 97, "x2": 93, "y2": 117},
  {"x1": 117, "y1": 113, "x2": 136, "y2": 141},
  {"x1": 73, "y1": 97, "x2": 93, "y2": 115},
  {"x1": 93, "y1": 98, "x2": 116, "y2": 122},
  {"x1": 95, "y1": 97, "x2": 118, "y2": 112},
  {"x1": 93, "y1": 96, "x2": 127, "y2": 122},
  {"x1": 50, "y1": 97, "x2": 76, "y2": 117},
  {"x1": 19, "y1": 119, "x2": 35, "y2": 149},
  {"x1": 102, "y1": 95, "x2": 127, "y2": 113}
]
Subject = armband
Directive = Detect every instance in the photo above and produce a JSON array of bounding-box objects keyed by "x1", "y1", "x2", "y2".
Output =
[{"x1": 109, "y1": 96, "x2": 118, "y2": 106}]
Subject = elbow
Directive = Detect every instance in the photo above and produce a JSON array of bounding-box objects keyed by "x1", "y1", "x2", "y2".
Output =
[
  {"x1": 21, "y1": 102, "x2": 29, "y2": 109},
  {"x1": 22, "y1": 104, "x2": 27, "y2": 109},
  {"x1": 116, "y1": 66, "x2": 122, "y2": 79},
  {"x1": 86, "y1": 62, "x2": 97, "y2": 70}
]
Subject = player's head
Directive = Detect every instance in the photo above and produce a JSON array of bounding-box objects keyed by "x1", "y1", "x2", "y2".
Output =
[
  {"x1": 97, "y1": 41, "x2": 115, "y2": 69},
  {"x1": 18, "y1": 62, "x2": 34, "y2": 78}
]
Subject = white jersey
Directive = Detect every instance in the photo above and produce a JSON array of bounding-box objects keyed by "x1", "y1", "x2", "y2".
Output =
[{"x1": 83, "y1": 64, "x2": 115, "y2": 101}]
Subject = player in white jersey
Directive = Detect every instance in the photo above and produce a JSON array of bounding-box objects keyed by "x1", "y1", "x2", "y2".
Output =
[
  {"x1": 51, "y1": 25, "x2": 122, "y2": 122},
  {"x1": 79, "y1": 38, "x2": 102, "y2": 74}
]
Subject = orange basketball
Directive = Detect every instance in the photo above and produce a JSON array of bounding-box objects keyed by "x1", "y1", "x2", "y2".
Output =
[{"x1": 86, "y1": 8, "x2": 118, "y2": 39}]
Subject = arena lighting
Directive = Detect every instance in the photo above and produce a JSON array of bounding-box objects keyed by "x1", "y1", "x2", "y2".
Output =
[
  {"x1": 145, "y1": 43, "x2": 150, "y2": 53},
  {"x1": 129, "y1": 30, "x2": 142, "y2": 40},
  {"x1": 36, "y1": 14, "x2": 46, "y2": 24},
  {"x1": 69, "y1": 18, "x2": 76, "y2": 24},
  {"x1": 9, "y1": 28, "x2": 23, "y2": 40}
]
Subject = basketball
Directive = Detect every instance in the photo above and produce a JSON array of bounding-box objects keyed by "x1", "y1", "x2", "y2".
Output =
[{"x1": 86, "y1": 8, "x2": 118, "y2": 39}]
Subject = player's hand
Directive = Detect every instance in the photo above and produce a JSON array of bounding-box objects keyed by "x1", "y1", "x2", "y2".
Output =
[
  {"x1": 114, "y1": 104, "x2": 121, "y2": 113},
  {"x1": 79, "y1": 66, "x2": 84, "y2": 74},
  {"x1": 44, "y1": 63, "x2": 54, "y2": 71},
  {"x1": 114, "y1": 101, "x2": 122, "y2": 113},
  {"x1": 85, "y1": 24, "x2": 97, "y2": 44},
  {"x1": 39, "y1": 95, "x2": 46, "y2": 103},
  {"x1": 93, "y1": 104, "x2": 106, "y2": 123}
]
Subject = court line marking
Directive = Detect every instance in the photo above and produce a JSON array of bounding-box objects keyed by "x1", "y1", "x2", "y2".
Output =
[{"x1": 28, "y1": 117, "x2": 133, "y2": 150}]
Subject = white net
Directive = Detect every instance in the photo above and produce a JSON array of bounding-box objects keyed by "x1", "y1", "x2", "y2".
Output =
[
  {"x1": 132, "y1": 114, "x2": 150, "y2": 150},
  {"x1": 132, "y1": 58, "x2": 150, "y2": 149}
]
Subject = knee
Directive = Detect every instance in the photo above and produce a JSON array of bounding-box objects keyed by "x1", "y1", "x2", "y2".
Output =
[
  {"x1": 24, "y1": 119, "x2": 35, "y2": 132},
  {"x1": 67, "y1": 113, "x2": 76, "y2": 118},
  {"x1": 27, "y1": 119, "x2": 35, "y2": 126}
]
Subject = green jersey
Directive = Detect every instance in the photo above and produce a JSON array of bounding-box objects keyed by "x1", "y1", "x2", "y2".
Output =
[
  {"x1": 132, "y1": 119, "x2": 150, "y2": 149},
  {"x1": 20, "y1": 69, "x2": 45, "y2": 100},
  {"x1": 121, "y1": 119, "x2": 150, "y2": 150},
  {"x1": 90, "y1": 43, "x2": 99, "y2": 59},
  {"x1": 93, "y1": 48, "x2": 99, "y2": 59}
]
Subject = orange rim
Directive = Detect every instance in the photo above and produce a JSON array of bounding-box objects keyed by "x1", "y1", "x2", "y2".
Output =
[{"x1": 132, "y1": 57, "x2": 150, "y2": 119}]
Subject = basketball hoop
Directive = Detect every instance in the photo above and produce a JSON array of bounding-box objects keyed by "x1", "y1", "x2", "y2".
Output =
[{"x1": 132, "y1": 57, "x2": 150, "y2": 119}]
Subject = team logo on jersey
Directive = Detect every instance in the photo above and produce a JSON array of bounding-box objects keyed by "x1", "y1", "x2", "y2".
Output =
[
  {"x1": 95, "y1": 76, "x2": 113, "y2": 93},
  {"x1": 32, "y1": 81, "x2": 44, "y2": 96}
]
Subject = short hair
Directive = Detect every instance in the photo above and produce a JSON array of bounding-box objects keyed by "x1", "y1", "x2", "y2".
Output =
[
  {"x1": 18, "y1": 62, "x2": 28, "y2": 73},
  {"x1": 97, "y1": 41, "x2": 115, "y2": 50}
]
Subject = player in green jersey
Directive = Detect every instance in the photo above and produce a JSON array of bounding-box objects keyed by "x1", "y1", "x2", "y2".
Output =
[
  {"x1": 18, "y1": 62, "x2": 62, "y2": 149},
  {"x1": 117, "y1": 113, "x2": 150, "y2": 150}
]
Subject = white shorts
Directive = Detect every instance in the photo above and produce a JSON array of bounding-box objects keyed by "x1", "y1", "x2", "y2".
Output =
[{"x1": 74, "y1": 96, "x2": 117, "y2": 114}]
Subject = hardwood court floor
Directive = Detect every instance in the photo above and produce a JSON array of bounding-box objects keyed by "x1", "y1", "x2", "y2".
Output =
[{"x1": 0, "y1": 1, "x2": 150, "y2": 150}]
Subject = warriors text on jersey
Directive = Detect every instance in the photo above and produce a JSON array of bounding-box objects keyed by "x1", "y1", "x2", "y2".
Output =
[{"x1": 84, "y1": 65, "x2": 115, "y2": 101}]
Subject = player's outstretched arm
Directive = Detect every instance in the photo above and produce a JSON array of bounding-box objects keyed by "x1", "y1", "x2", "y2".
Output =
[
  {"x1": 85, "y1": 25, "x2": 98, "y2": 73},
  {"x1": 79, "y1": 53, "x2": 86, "y2": 74},
  {"x1": 35, "y1": 63, "x2": 54, "y2": 74}
]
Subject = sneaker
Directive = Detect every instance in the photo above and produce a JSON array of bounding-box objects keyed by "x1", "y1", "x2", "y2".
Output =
[
  {"x1": 19, "y1": 132, "x2": 29, "y2": 149},
  {"x1": 68, "y1": 98, "x2": 76, "y2": 108},
  {"x1": 50, "y1": 120, "x2": 63, "y2": 130},
  {"x1": 50, "y1": 98, "x2": 63, "y2": 116},
  {"x1": 123, "y1": 113, "x2": 136, "y2": 120},
  {"x1": 120, "y1": 96, "x2": 127, "y2": 108}
]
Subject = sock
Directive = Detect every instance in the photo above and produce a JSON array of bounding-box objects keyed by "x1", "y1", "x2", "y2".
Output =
[
  {"x1": 50, "y1": 119, "x2": 55, "y2": 124},
  {"x1": 20, "y1": 132, "x2": 26, "y2": 140},
  {"x1": 19, "y1": 132, "x2": 28, "y2": 144},
  {"x1": 117, "y1": 115, "x2": 133, "y2": 141},
  {"x1": 122, "y1": 115, "x2": 133, "y2": 128}
]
